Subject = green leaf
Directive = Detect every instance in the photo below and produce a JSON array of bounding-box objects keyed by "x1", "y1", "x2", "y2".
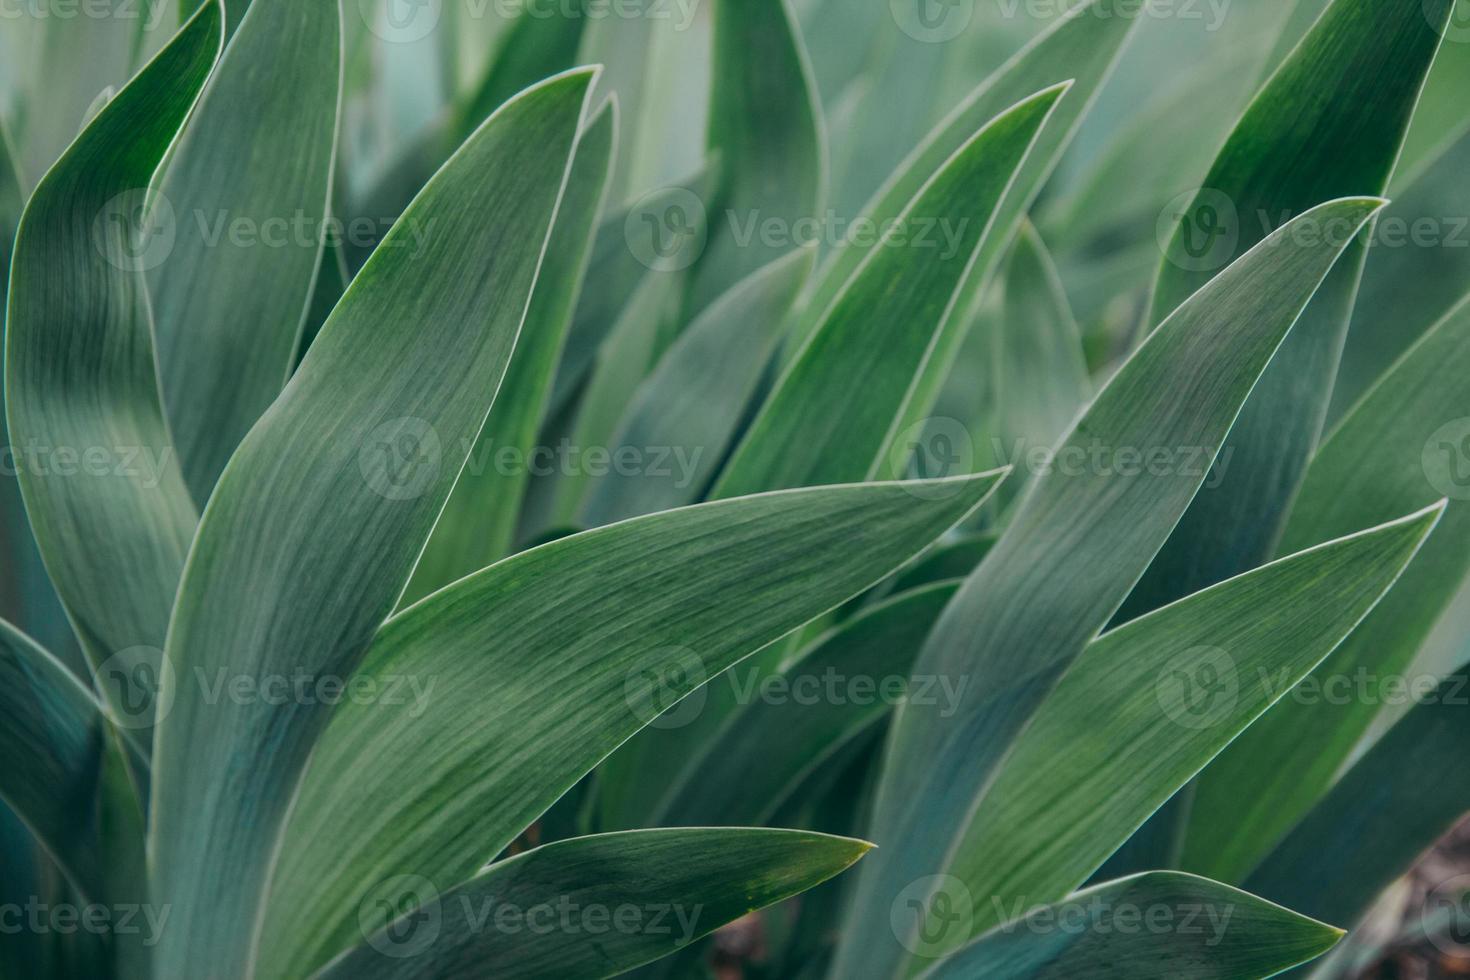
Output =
[
  {"x1": 1184, "y1": 293, "x2": 1470, "y2": 881},
  {"x1": 3, "y1": 3, "x2": 220, "y2": 727},
  {"x1": 713, "y1": 84, "x2": 1068, "y2": 498},
  {"x1": 457, "y1": 4, "x2": 588, "y2": 140},
  {"x1": 146, "y1": 69, "x2": 597, "y2": 979},
  {"x1": 937, "y1": 504, "x2": 1441, "y2": 952},
  {"x1": 316, "y1": 829, "x2": 871, "y2": 980},
  {"x1": 989, "y1": 221, "x2": 1090, "y2": 507},
  {"x1": 405, "y1": 99, "x2": 617, "y2": 602},
  {"x1": 257, "y1": 470, "x2": 1005, "y2": 978},
  {"x1": 687, "y1": 0, "x2": 823, "y2": 315},
  {"x1": 653, "y1": 581, "x2": 960, "y2": 829},
  {"x1": 1124, "y1": 0, "x2": 1454, "y2": 622},
  {"x1": 791, "y1": 0, "x2": 1146, "y2": 367},
  {"x1": 890, "y1": 533, "x2": 997, "y2": 595},
  {"x1": 830, "y1": 198, "x2": 1386, "y2": 980},
  {"x1": 1243, "y1": 672, "x2": 1470, "y2": 930},
  {"x1": 148, "y1": 0, "x2": 342, "y2": 503},
  {"x1": 580, "y1": 246, "x2": 814, "y2": 527},
  {"x1": 916, "y1": 872, "x2": 1342, "y2": 980},
  {"x1": 0, "y1": 619, "x2": 120, "y2": 903}
]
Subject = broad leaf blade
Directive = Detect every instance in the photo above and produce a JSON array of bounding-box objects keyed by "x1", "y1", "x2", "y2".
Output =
[
  {"x1": 1123, "y1": 0, "x2": 1454, "y2": 622},
  {"x1": 3, "y1": 3, "x2": 219, "y2": 727},
  {"x1": 654, "y1": 581, "x2": 960, "y2": 829},
  {"x1": 318, "y1": 830, "x2": 870, "y2": 980},
  {"x1": 259, "y1": 471, "x2": 1005, "y2": 978},
  {"x1": 713, "y1": 84, "x2": 1068, "y2": 498},
  {"x1": 149, "y1": 0, "x2": 342, "y2": 503},
  {"x1": 1185, "y1": 293, "x2": 1470, "y2": 881},
  {"x1": 147, "y1": 69, "x2": 597, "y2": 979},
  {"x1": 940, "y1": 504, "x2": 1441, "y2": 950},
  {"x1": 405, "y1": 99, "x2": 617, "y2": 600},
  {"x1": 831, "y1": 198, "x2": 1386, "y2": 980},
  {"x1": 917, "y1": 872, "x2": 1342, "y2": 980}
]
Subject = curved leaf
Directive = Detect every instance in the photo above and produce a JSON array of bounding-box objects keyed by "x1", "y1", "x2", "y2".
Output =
[
  {"x1": 146, "y1": 69, "x2": 598, "y2": 979},
  {"x1": 1185, "y1": 293, "x2": 1470, "y2": 881},
  {"x1": 831, "y1": 198, "x2": 1386, "y2": 980},
  {"x1": 405, "y1": 99, "x2": 617, "y2": 601},
  {"x1": 4, "y1": 3, "x2": 220, "y2": 727},
  {"x1": 713, "y1": 84, "x2": 1068, "y2": 498},
  {"x1": 259, "y1": 471, "x2": 1004, "y2": 978},
  {"x1": 917, "y1": 872, "x2": 1342, "y2": 980},
  {"x1": 317, "y1": 830, "x2": 870, "y2": 980},
  {"x1": 149, "y1": 0, "x2": 342, "y2": 502}
]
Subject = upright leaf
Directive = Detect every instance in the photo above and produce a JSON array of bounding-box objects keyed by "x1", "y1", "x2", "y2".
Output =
[
  {"x1": 1122, "y1": 0, "x2": 1453, "y2": 622},
  {"x1": 687, "y1": 0, "x2": 822, "y2": 314},
  {"x1": 405, "y1": 100, "x2": 616, "y2": 601},
  {"x1": 149, "y1": 0, "x2": 342, "y2": 503},
  {"x1": 1185, "y1": 294, "x2": 1470, "y2": 881},
  {"x1": 258, "y1": 472, "x2": 1004, "y2": 978},
  {"x1": 4, "y1": 4, "x2": 219, "y2": 727},
  {"x1": 831, "y1": 198, "x2": 1386, "y2": 980},
  {"x1": 146, "y1": 70, "x2": 596, "y2": 979},
  {"x1": 713, "y1": 84, "x2": 1067, "y2": 498},
  {"x1": 317, "y1": 830, "x2": 870, "y2": 980},
  {"x1": 917, "y1": 873, "x2": 1342, "y2": 980},
  {"x1": 938, "y1": 505, "x2": 1440, "y2": 953}
]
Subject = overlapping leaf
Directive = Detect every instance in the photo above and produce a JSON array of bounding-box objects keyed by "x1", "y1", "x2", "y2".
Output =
[
  {"x1": 831, "y1": 198, "x2": 1385, "y2": 980},
  {"x1": 258, "y1": 471, "x2": 1004, "y2": 977},
  {"x1": 147, "y1": 69, "x2": 596, "y2": 979}
]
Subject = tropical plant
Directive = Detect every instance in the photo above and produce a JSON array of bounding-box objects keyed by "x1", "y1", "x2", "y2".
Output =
[{"x1": 1, "y1": 0, "x2": 1468, "y2": 978}]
